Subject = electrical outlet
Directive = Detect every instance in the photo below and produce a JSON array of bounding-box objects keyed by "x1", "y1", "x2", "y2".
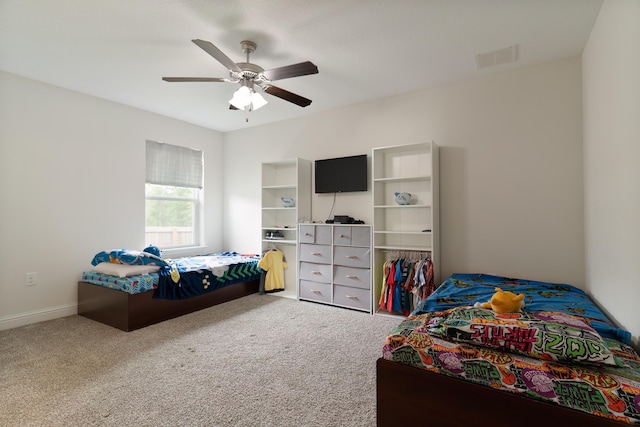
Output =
[{"x1": 25, "y1": 272, "x2": 37, "y2": 286}]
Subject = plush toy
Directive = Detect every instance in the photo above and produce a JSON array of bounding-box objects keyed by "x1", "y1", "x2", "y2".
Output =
[{"x1": 474, "y1": 287, "x2": 524, "y2": 314}]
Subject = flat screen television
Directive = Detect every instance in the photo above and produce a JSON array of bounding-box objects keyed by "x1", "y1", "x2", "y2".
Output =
[{"x1": 314, "y1": 154, "x2": 368, "y2": 193}]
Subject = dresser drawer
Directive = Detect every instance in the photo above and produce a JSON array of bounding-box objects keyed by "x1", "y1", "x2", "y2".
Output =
[
  {"x1": 299, "y1": 243, "x2": 331, "y2": 264},
  {"x1": 350, "y1": 226, "x2": 370, "y2": 247},
  {"x1": 333, "y1": 226, "x2": 371, "y2": 246},
  {"x1": 333, "y1": 226, "x2": 352, "y2": 245},
  {"x1": 333, "y1": 266, "x2": 370, "y2": 289},
  {"x1": 299, "y1": 225, "x2": 332, "y2": 244},
  {"x1": 333, "y1": 246, "x2": 370, "y2": 268},
  {"x1": 299, "y1": 280, "x2": 331, "y2": 303},
  {"x1": 299, "y1": 262, "x2": 332, "y2": 283},
  {"x1": 333, "y1": 285, "x2": 370, "y2": 311},
  {"x1": 299, "y1": 225, "x2": 315, "y2": 243}
]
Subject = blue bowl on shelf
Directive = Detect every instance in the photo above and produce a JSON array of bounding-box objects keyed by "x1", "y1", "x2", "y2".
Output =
[
  {"x1": 394, "y1": 192, "x2": 412, "y2": 205},
  {"x1": 281, "y1": 197, "x2": 295, "y2": 207}
]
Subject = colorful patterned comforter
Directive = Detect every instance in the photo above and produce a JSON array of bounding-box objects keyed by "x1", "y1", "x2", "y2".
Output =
[{"x1": 383, "y1": 274, "x2": 640, "y2": 424}]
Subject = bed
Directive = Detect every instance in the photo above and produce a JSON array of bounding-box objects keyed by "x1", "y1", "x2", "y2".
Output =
[
  {"x1": 78, "y1": 250, "x2": 262, "y2": 331},
  {"x1": 377, "y1": 274, "x2": 640, "y2": 427}
]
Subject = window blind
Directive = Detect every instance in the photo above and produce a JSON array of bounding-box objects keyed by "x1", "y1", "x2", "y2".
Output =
[{"x1": 145, "y1": 140, "x2": 203, "y2": 189}]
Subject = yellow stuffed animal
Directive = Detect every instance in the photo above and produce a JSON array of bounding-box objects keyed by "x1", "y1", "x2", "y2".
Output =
[{"x1": 474, "y1": 287, "x2": 524, "y2": 314}]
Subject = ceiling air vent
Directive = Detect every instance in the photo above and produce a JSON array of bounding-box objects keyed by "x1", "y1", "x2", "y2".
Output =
[{"x1": 475, "y1": 45, "x2": 518, "y2": 69}]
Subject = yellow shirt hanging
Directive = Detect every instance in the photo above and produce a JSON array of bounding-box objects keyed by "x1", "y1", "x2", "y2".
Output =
[{"x1": 258, "y1": 249, "x2": 287, "y2": 292}]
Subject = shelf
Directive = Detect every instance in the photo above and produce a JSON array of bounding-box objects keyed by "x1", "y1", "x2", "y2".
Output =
[
  {"x1": 261, "y1": 158, "x2": 311, "y2": 300},
  {"x1": 372, "y1": 141, "x2": 439, "y2": 317},
  {"x1": 374, "y1": 308, "x2": 407, "y2": 318},
  {"x1": 373, "y1": 176, "x2": 431, "y2": 183},
  {"x1": 262, "y1": 207, "x2": 297, "y2": 210},
  {"x1": 374, "y1": 245, "x2": 433, "y2": 251},
  {"x1": 374, "y1": 204, "x2": 431, "y2": 209},
  {"x1": 373, "y1": 142, "x2": 432, "y2": 154},
  {"x1": 263, "y1": 239, "x2": 297, "y2": 245},
  {"x1": 262, "y1": 226, "x2": 297, "y2": 231},
  {"x1": 374, "y1": 230, "x2": 432, "y2": 235},
  {"x1": 262, "y1": 184, "x2": 297, "y2": 190}
]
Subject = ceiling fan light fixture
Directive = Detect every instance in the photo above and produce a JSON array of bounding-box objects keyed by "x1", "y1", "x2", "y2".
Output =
[
  {"x1": 229, "y1": 85, "x2": 252, "y2": 110},
  {"x1": 229, "y1": 85, "x2": 268, "y2": 111},
  {"x1": 251, "y1": 91, "x2": 268, "y2": 110}
]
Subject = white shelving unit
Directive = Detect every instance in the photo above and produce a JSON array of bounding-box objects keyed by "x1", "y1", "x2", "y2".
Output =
[
  {"x1": 372, "y1": 142, "x2": 439, "y2": 316},
  {"x1": 261, "y1": 158, "x2": 311, "y2": 299}
]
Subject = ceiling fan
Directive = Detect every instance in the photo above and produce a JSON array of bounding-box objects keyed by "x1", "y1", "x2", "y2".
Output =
[{"x1": 163, "y1": 39, "x2": 318, "y2": 111}]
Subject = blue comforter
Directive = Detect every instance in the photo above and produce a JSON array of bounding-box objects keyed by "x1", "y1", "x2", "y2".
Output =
[
  {"x1": 414, "y1": 273, "x2": 631, "y2": 344},
  {"x1": 154, "y1": 252, "x2": 261, "y2": 300}
]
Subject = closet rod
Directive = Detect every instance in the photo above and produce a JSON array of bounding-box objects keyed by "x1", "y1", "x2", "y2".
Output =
[{"x1": 380, "y1": 249, "x2": 432, "y2": 258}]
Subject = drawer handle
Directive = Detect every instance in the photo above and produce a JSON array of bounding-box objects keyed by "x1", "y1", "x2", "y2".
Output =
[
  {"x1": 305, "y1": 233, "x2": 313, "y2": 236},
  {"x1": 311, "y1": 271, "x2": 322, "y2": 275},
  {"x1": 345, "y1": 275, "x2": 359, "y2": 279},
  {"x1": 310, "y1": 252, "x2": 322, "y2": 256},
  {"x1": 345, "y1": 295, "x2": 359, "y2": 300},
  {"x1": 345, "y1": 255, "x2": 359, "y2": 259},
  {"x1": 310, "y1": 289, "x2": 321, "y2": 294},
  {"x1": 339, "y1": 234, "x2": 347, "y2": 238}
]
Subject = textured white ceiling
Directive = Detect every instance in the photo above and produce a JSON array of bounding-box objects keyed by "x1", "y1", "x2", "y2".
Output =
[{"x1": 0, "y1": 0, "x2": 603, "y2": 132}]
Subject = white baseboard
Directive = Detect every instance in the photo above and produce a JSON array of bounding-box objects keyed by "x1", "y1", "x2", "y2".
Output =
[{"x1": 0, "y1": 304, "x2": 77, "y2": 331}]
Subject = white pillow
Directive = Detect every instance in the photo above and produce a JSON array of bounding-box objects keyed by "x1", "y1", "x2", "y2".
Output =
[{"x1": 93, "y1": 262, "x2": 161, "y2": 278}]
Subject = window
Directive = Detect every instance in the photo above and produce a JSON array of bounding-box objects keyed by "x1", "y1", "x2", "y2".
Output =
[{"x1": 145, "y1": 140, "x2": 203, "y2": 248}]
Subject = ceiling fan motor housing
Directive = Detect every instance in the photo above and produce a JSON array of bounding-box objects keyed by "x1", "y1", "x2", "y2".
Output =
[{"x1": 234, "y1": 62, "x2": 265, "y2": 80}]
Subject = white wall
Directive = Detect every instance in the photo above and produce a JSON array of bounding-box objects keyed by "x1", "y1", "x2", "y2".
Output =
[
  {"x1": 583, "y1": 0, "x2": 640, "y2": 344},
  {"x1": 0, "y1": 71, "x2": 224, "y2": 329},
  {"x1": 2, "y1": 53, "x2": 615, "y2": 337},
  {"x1": 224, "y1": 57, "x2": 585, "y2": 289}
]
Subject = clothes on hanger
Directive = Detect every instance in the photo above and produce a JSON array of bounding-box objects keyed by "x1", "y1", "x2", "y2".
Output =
[
  {"x1": 258, "y1": 248, "x2": 287, "y2": 294},
  {"x1": 378, "y1": 254, "x2": 434, "y2": 315}
]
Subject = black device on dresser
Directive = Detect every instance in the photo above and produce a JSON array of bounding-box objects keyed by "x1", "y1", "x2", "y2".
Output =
[{"x1": 325, "y1": 216, "x2": 364, "y2": 224}]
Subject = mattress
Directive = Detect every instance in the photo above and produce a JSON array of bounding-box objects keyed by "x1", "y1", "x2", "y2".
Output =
[{"x1": 383, "y1": 274, "x2": 640, "y2": 424}]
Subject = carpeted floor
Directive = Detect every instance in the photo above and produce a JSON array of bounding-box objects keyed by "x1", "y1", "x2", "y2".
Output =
[{"x1": 0, "y1": 294, "x2": 400, "y2": 426}]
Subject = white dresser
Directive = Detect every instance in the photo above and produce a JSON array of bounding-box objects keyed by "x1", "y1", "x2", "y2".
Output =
[{"x1": 297, "y1": 224, "x2": 372, "y2": 313}]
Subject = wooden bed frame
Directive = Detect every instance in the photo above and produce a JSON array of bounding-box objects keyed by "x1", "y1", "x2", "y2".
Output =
[
  {"x1": 77, "y1": 279, "x2": 259, "y2": 332},
  {"x1": 376, "y1": 358, "x2": 627, "y2": 427}
]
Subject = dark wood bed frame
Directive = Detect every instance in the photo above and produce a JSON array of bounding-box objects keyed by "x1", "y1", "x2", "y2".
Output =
[
  {"x1": 77, "y1": 279, "x2": 260, "y2": 332},
  {"x1": 377, "y1": 358, "x2": 627, "y2": 427}
]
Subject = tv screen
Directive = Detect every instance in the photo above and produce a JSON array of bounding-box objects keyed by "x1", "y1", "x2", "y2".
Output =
[{"x1": 314, "y1": 154, "x2": 368, "y2": 193}]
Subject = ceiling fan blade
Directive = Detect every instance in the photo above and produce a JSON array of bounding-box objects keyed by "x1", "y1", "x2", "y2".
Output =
[
  {"x1": 262, "y1": 61, "x2": 318, "y2": 81},
  {"x1": 162, "y1": 77, "x2": 227, "y2": 82},
  {"x1": 262, "y1": 85, "x2": 312, "y2": 107},
  {"x1": 192, "y1": 39, "x2": 242, "y2": 73}
]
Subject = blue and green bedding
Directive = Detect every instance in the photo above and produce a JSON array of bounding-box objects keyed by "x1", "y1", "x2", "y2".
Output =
[
  {"x1": 383, "y1": 274, "x2": 640, "y2": 424},
  {"x1": 83, "y1": 252, "x2": 261, "y2": 299}
]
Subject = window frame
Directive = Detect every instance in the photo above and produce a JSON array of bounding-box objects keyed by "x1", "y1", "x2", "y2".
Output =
[
  {"x1": 144, "y1": 140, "x2": 204, "y2": 250},
  {"x1": 145, "y1": 184, "x2": 202, "y2": 250}
]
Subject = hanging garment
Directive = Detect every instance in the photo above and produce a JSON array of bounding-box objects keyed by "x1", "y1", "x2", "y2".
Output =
[
  {"x1": 258, "y1": 249, "x2": 287, "y2": 293},
  {"x1": 378, "y1": 254, "x2": 435, "y2": 314},
  {"x1": 392, "y1": 258, "x2": 404, "y2": 313},
  {"x1": 379, "y1": 261, "x2": 390, "y2": 310}
]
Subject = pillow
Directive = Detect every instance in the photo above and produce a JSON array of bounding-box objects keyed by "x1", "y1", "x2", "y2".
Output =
[
  {"x1": 93, "y1": 262, "x2": 161, "y2": 278},
  {"x1": 428, "y1": 306, "x2": 623, "y2": 367},
  {"x1": 91, "y1": 249, "x2": 168, "y2": 267}
]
